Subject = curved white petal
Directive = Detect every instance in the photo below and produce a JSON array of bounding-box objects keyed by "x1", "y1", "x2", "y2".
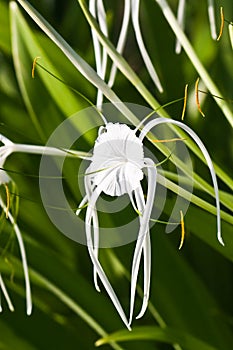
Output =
[
  {"x1": 131, "y1": 0, "x2": 163, "y2": 92},
  {"x1": 139, "y1": 118, "x2": 223, "y2": 245},
  {"x1": 108, "y1": 0, "x2": 131, "y2": 87},
  {"x1": 0, "y1": 198, "x2": 32, "y2": 315},
  {"x1": 134, "y1": 185, "x2": 151, "y2": 320},
  {"x1": 89, "y1": 0, "x2": 102, "y2": 75},
  {"x1": 85, "y1": 178, "x2": 130, "y2": 329},
  {"x1": 84, "y1": 174, "x2": 100, "y2": 292},
  {"x1": 0, "y1": 274, "x2": 14, "y2": 312},
  {"x1": 128, "y1": 159, "x2": 156, "y2": 326},
  {"x1": 76, "y1": 194, "x2": 88, "y2": 216},
  {"x1": 175, "y1": 0, "x2": 186, "y2": 54},
  {"x1": 0, "y1": 134, "x2": 14, "y2": 146},
  {"x1": 96, "y1": 0, "x2": 108, "y2": 108},
  {"x1": 207, "y1": 0, "x2": 217, "y2": 40}
]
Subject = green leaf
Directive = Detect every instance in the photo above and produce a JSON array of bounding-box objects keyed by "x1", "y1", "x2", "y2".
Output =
[
  {"x1": 0, "y1": 1, "x2": 11, "y2": 54},
  {"x1": 0, "y1": 319, "x2": 38, "y2": 350},
  {"x1": 96, "y1": 326, "x2": 218, "y2": 350}
]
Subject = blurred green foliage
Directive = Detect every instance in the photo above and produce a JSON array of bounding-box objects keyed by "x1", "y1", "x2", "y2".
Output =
[{"x1": 0, "y1": 0, "x2": 232, "y2": 349}]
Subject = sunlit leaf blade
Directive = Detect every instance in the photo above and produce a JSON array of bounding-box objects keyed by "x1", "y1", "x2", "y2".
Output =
[
  {"x1": 0, "y1": 319, "x2": 38, "y2": 350},
  {"x1": 96, "y1": 326, "x2": 218, "y2": 350},
  {"x1": 0, "y1": 1, "x2": 11, "y2": 54}
]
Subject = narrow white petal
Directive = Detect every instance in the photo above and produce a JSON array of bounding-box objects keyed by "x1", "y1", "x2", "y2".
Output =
[
  {"x1": 84, "y1": 176, "x2": 100, "y2": 292},
  {"x1": 0, "y1": 198, "x2": 32, "y2": 315},
  {"x1": 0, "y1": 274, "x2": 15, "y2": 312},
  {"x1": 129, "y1": 160, "x2": 156, "y2": 325},
  {"x1": 96, "y1": 0, "x2": 108, "y2": 36},
  {"x1": 207, "y1": 0, "x2": 217, "y2": 40},
  {"x1": 136, "y1": 233, "x2": 151, "y2": 319},
  {"x1": 0, "y1": 134, "x2": 14, "y2": 146},
  {"x1": 85, "y1": 182, "x2": 130, "y2": 329},
  {"x1": 89, "y1": 0, "x2": 102, "y2": 75},
  {"x1": 139, "y1": 118, "x2": 223, "y2": 245},
  {"x1": 131, "y1": 0, "x2": 163, "y2": 92},
  {"x1": 108, "y1": 0, "x2": 131, "y2": 87},
  {"x1": 75, "y1": 195, "x2": 88, "y2": 216},
  {"x1": 89, "y1": 0, "x2": 105, "y2": 107},
  {"x1": 134, "y1": 186, "x2": 151, "y2": 320},
  {"x1": 175, "y1": 0, "x2": 186, "y2": 54},
  {"x1": 96, "y1": 0, "x2": 109, "y2": 108}
]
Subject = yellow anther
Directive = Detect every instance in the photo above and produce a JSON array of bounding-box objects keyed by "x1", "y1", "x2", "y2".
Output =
[
  {"x1": 181, "y1": 84, "x2": 188, "y2": 121},
  {"x1": 179, "y1": 210, "x2": 185, "y2": 250},
  {"x1": 195, "y1": 78, "x2": 205, "y2": 117},
  {"x1": 217, "y1": 7, "x2": 224, "y2": 41},
  {"x1": 32, "y1": 56, "x2": 41, "y2": 78}
]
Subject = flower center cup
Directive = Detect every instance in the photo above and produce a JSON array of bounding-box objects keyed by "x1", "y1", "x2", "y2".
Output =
[{"x1": 87, "y1": 123, "x2": 145, "y2": 196}]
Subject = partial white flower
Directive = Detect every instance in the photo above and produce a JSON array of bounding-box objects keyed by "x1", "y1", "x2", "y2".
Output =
[
  {"x1": 0, "y1": 134, "x2": 83, "y2": 314},
  {"x1": 0, "y1": 134, "x2": 32, "y2": 314},
  {"x1": 76, "y1": 118, "x2": 223, "y2": 328},
  {"x1": 176, "y1": 0, "x2": 217, "y2": 53},
  {"x1": 89, "y1": 0, "x2": 163, "y2": 108}
]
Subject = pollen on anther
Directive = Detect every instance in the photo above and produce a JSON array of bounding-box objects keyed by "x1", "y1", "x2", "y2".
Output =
[
  {"x1": 217, "y1": 7, "x2": 224, "y2": 41},
  {"x1": 179, "y1": 210, "x2": 185, "y2": 250},
  {"x1": 195, "y1": 78, "x2": 205, "y2": 117},
  {"x1": 32, "y1": 56, "x2": 41, "y2": 79}
]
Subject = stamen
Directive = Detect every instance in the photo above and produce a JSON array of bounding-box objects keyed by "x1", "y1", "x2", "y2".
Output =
[
  {"x1": 31, "y1": 56, "x2": 41, "y2": 78},
  {"x1": 4, "y1": 184, "x2": 10, "y2": 218},
  {"x1": 217, "y1": 7, "x2": 224, "y2": 41},
  {"x1": 181, "y1": 84, "x2": 188, "y2": 120},
  {"x1": 179, "y1": 210, "x2": 185, "y2": 250},
  {"x1": 195, "y1": 78, "x2": 205, "y2": 117}
]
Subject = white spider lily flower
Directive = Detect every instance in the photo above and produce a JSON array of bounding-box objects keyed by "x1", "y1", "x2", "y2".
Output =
[
  {"x1": 0, "y1": 134, "x2": 32, "y2": 315},
  {"x1": 176, "y1": 0, "x2": 217, "y2": 54},
  {"x1": 89, "y1": 0, "x2": 163, "y2": 108},
  {"x1": 76, "y1": 118, "x2": 223, "y2": 328},
  {"x1": 0, "y1": 135, "x2": 84, "y2": 314}
]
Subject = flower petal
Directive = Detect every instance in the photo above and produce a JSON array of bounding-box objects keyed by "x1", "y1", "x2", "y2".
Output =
[
  {"x1": 175, "y1": 0, "x2": 186, "y2": 54},
  {"x1": 108, "y1": 0, "x2": 130, "y2": 87},
  {"x1": 84, "y1": 174, "x2": 100, "y2": 292},
  {"x1": 85, "y1": 180, "x2": 130, "y2": 329},
  {"x1": 0, "y1": 274, "x2": 14, "y2": 312},
  {"x1": 128, "y1": 159, "x2": 157, "y2": 325},
  {"x1": 207, "y1": 0, "x2": 217, "y2": 40},
  {"x1": 134, "y1": 185, "x2": 151, "y2": 320},
  {"x1": 0, "y1": 197, "x2": 32, "y2": 315},
  {"x1": 139, "y1": 117, "x2": 223, "y2": 245},
  {"x1": 131, "y1": 0, "x2": 163, "y2": 92}
]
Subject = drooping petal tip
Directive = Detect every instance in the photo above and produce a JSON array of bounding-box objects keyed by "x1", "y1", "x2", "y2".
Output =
[{"x1": 218, "y1": 232, "x2": 224, "y2": 246}]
